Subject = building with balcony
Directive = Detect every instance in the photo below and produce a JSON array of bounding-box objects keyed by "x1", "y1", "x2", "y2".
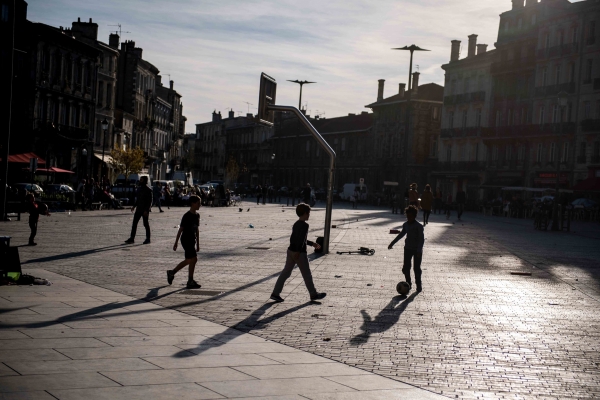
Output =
[
  {"x1": 439, "y1": 0, "x2": 600, "y2": 202},
  {"x1": 365, "y1": 75, "x2": 443, "y2": 193}
]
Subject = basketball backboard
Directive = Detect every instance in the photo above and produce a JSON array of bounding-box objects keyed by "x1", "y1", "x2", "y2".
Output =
[{"x1": 257, "y1": 72, "x2": 277, "y2": 126}]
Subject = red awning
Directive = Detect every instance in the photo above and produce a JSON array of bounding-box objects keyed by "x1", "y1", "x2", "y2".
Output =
[
  {"x1": 36, "y1": 167, "x2": 75, "y2": 174},
  {"x1": 2, "y1": 153, "x2": 46, "y2": 164}
]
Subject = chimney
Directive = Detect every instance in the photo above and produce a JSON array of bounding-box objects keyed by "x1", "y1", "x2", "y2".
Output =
[
  {"x1": 411, "y1": 72, "x2": 420, "y2": 95},
  {"x1": 229, "y1": 110, "x2": 235, "y2": 119},
  {"x1": 109, "y1": 33, "x2": 119, "y2": 48},
  {"x1": 212, "y1": 110, "x2": 219, "y2": 122},
  {"x1": 132, "y1": 47, "x2": 143, "y2": 59},
  {"x1": 169, "y1": 80, "x2": 174, "y2": 90},
  {"x1": 477, "y1": 44, "x2": 488, "y2": 55},
  {"x1": 467, "y1": 34, "x2": 478, "y2": 58},
  {"x1": 377, "y1": 79, "x2": 385, "y2": 101},
  {"x1": 399, "y1": 83, "x2": 406, "y2": 97},
  {"x1": 450, "y1": 40, "x2": 461, "y2": 62},
  {"x1": 246, "y1": 113, "x2": 253, "y2": 118},
  {"x1": 71, "y1": 17, "x2": 98, "y2": 40},
  {"x1": 512, "y1": 0, "x2": 525, "y2": 9}
]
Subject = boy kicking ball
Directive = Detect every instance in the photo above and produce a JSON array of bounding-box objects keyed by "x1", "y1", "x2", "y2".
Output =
[
  {"x1": 388, "y1": 205, "x2": 425, "y2": 292},
  {"x1": 270, "y1": 203, "x2": 326, "y2": 303},
  {"x1": 168, "y1": 195, "x2": 201, "y2": 289}
]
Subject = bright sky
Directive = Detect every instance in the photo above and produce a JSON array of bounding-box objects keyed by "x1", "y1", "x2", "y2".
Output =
[{"x1": 26, "y1": 0, "x2": 555, "y2": 127}]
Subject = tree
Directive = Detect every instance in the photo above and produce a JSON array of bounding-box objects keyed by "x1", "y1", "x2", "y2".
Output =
[{"x1": 109, "y1": 145, "x2": 145, "y2": 180}]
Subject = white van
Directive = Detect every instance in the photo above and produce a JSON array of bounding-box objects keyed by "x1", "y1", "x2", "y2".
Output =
[{"x1": 342, "y1": 183, "x2": 368, "y2": 201}]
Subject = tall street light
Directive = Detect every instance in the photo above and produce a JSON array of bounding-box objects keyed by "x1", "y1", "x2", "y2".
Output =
[
  {"x1": 551, "y1": 91, "x2": 569, "y2": 231},
  {"x1": 101, "y1": 118, "x2": 109, "y2": 181},
  {"x1": 287, "y1": 80, "x2": 316, "y2": 110},
  {"x1": 391, "y1": 45, "x2": 430, "y2": 203}
]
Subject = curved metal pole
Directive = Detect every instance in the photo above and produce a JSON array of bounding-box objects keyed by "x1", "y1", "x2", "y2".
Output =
[{"x1": 268, "y1": 104, "x2": 336, "y2": 254}]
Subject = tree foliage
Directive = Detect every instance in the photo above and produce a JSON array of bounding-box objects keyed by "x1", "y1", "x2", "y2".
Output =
[{"x1": 109, "y1": 146, "x2": 145, "y2": 180}]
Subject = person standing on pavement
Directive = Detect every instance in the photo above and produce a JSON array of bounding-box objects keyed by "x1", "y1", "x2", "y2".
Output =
[
  {"x1": 256, "y1": 185, "x2": 262, "y2": 205},
  {"x1": 456, "y1": 187, "x2": 466, "y2": 221},
  {"x1": 164, "y1": 184, "x2": 172, "y2": 209},
  {"x1": 152, "y1": 182, "x2": 164, "y2": 213},
  {"x1": 167, "y1": 195, "x2": 201, "y2": 289},
  {"x1": 391, "y1": 192, "x2": 399, "y2": 214},
  {"x1": 25, "y1": 193, "x2": 49, "y2": 246},
  {"x1": 420, "y1": 184, "x2": 433, "y2": 226},
  {"x1": 125, "y1": 176, "x2": 153, "y2": 244},
  {"x1": 270, "y1": 203, "x2": 326, "y2": 303},
  {"x1": 302, "y1": 183, "x2": 312, "y2": 205},
  {"x1": 388, "y1": 205, "x2": 424, "y2": 292},
  {"x1": 408, "y1": 183, "x2": 420, "y2": 207}
]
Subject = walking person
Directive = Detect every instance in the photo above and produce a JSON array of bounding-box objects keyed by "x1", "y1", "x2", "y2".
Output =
[
  {"x1": 256, "y1": 185, "x2": 262, "y2": 205},
  {"x1": 353, "y1": 189, "x2": 359, "y2": 209},
  {"x1": 77, "y1": 179, "x2": 87, "y2": 211},
  {"x1": 302, "y1": 183, "x2": 312, "y2": 205},
  {"x1": 270, "y1": 203, "x2": 326, "y2": 303},
  {"x1": 408, "y1": 183, "x2": 419, "y2": 207},
  {"x1": 25, "y1": 193, "x2": 50, "y2": 246},
  {"x1": 456, "y1": 187, "x2": 466, "y2": 221},
  {"x1": 421, "y1": 184, "x2": 433, "y2": 226},
  {"x1": 167, "y1": 195, "x2": 201, "y2": 289},
  {"x1": 152, "y1": 182, "x2": 164, "y2": 213},
  {"x1": 388, "y1": 205, "x2": 425, "y2": 292},
  {"x1": 445, "y1": 192, "x2": 453, "y2": 220},
  {"x1": 391, "y1": 192, "x2": 399, "y2": 214},
  {"x1": 164, "y1": 184, "x2": 172, "y2": 209},
  {"x1": 124, "y1": 176, "x2": 153, "y2": 244}
]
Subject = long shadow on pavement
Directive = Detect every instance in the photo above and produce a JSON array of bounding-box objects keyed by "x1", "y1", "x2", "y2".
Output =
[{"x1": 21, "y1": 244, "x2": 142, "y2": 264}]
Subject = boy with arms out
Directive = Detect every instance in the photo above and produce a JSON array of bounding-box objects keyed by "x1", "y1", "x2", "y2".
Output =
[
  {"x1": 167, "y1": 195, "x2": 201, "y2": 289},
  {"x1": 388, "y1": 205, "x2": 425, "y2": 292},
  {"x1": 270, "y1": 203, "x2": 326, "y2": 302}
]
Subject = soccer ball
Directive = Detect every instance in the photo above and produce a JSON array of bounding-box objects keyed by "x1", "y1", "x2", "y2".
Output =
[{"x1": 396, "y1": 281, "x2": 410, "y2": 295}]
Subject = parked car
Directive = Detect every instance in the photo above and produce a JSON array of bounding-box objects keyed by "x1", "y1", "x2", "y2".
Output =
[
  {"x1": 45, "y1": 184, "x2": 75, "y2": 194},
  {"x1": 13, "y1": 183, "x2": 44, "y2": 197}
]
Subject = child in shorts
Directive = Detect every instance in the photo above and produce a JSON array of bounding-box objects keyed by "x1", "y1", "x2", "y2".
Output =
[
  {"x1": 168, "y1": 195, "x2": 201, "y2": 289},
  {"x1": 388, "y1": 205, "x2": 425, "y2": 292},
  {"x1": 270, "y1": 203, "x2": 326, "y2": 302}
]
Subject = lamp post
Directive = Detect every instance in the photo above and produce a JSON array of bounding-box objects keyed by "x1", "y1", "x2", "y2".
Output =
[
  {"x1": 392, "y1": 45, "x2": 430, "y2": 205},
  {"x1": 101, "y1": 118, "x2": 109, "y2": 181},
  {"x1": 81, "y1": 147, "x2": 88, "y2": 179},
  {"x1": 287, "y1": 80, "x2": 315, "y2": 110},
  {"x1": 551, "y1": 91, "x2": 569, "y2": 231}
]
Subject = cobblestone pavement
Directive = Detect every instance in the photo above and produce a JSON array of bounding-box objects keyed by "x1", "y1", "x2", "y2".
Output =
[{"x1": 2, "y1": 200, "x2": 600, "y2": 399}]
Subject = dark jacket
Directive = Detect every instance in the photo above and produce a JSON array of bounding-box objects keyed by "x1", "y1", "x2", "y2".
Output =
[
  {"x1": 135, "y1": 184, "x2": 153, "y2": 213},
  {"x1": 288, "y1": 220, "x2": 314, "y2": 253}
]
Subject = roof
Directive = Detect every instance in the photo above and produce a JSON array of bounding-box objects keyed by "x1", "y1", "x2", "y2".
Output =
[
  {"x1": 366, "y1": 83, "x2": 444, "y2": 108},
  {"x1": 310, "y1": 113, "x2": 373, "y2": 134}
]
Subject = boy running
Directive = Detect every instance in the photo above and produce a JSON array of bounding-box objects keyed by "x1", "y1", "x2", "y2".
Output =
[
  {"x1": 270, "y1": 203, "x2": 326, "y2": 302},
  {"x1": 388, "y1": 205, "x2": 425, "y2": 292},
  {"x1": 167, "y1": 195, "x2": 201, "y2": 289}
]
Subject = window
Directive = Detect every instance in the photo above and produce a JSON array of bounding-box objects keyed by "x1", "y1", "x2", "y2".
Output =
[
  {"x1": 449, "y1": 111, "x2": 454, "y2": 128},
  {"x1": 544, "y1": 33, "x2": 550, "y2": 49},
  {"x1": 537, "y1": 143, "x2": 543, "y2": 163},
  {"x1": 584, "y1": 101, "x2": 591, "y2": 118},
  {"x1": 446, "y1": 145, "x2": 452, "y2": 162},
  {"x1": 341, "y1": 138, "x2": 346, "y2": 151},
  {"x1": 540, "y1": 106, "x2": 545, "y2": 124},
  {"x1": 549, "y1": 142, "x2": 556, "y2": 162},
  {"x1": 572, "y1": 26, "x2": 578, "y2": 43},
  {"x1": 507, "y1": 109, "x2": 512, "y2": 126},
  {"x1": 541, "y1": 67, "x2": 548, "y2": 86},
  {"x1": 462, "y1": 110, "x2": 468, "y2": 128},
  {"x1": 430, "y1": 138, "x2": 438, "y2": 157},
  {"x1": 579, "y1": 142, "x2": 586, "y2": 161},
  {"x1": 475, "y1": 142, "x2": 480, "y2": 161},
  {"x1": 476, "y1": 109, "x2": 482, "y2": 127},
  {"x1": 492, "y1": 145, "x2": 499, "y2": 161},
  {"x1": 521, "y1": 107, "x2": 527, "y2": 124},
  {"x1": 586, "y1": 21, "x2": 596, "y2": 45},
  {"x1": 432, "y1": 107, "x2": 439, "y2": 121},
  {"x1": 555, "y1": 65, "x2": 561, "y2": 84},
  {"x1": 557, "y1": 30, "x2": 564, "y2": 46},
  {"x1": 505, "y1": 146, "x2": 512, "y2": 162},
  {"x1": 460, "y1": 144, "x2": 466, "y2": 161},
  {"x1": 496, "y1": 110, "x2": 501, "y2": 127},
  {"x1": 552, "y1": 105, "x2": 559, "y2": 123},
  {"x1": 97, "y1": 80, "x2": 104, "y2": 107},
  {"x1": 562, "y1": 142, "x2": 569, "y2": 163},
  {"x1": 107, "y1": 84, "x2": 112, "y2": 108},
  {"x1": 518, "y1": 145, "x2": 525, "y2": 161},
  {"x1": 1, "y1": 4, "x2": 9, "y2": 22},
  {"x1": 585, "y1": 60, "x2": 593, "y2": 83},
  {"x1": 569, "y1": 63, "x2": 576, "y2": 82}
]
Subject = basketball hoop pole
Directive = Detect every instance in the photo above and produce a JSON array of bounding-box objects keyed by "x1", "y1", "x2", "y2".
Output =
[{"x1": 268, "y1": 104, "x2": 336, "y2": 254}]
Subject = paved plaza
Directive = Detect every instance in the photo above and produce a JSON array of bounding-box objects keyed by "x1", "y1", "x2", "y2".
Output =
[{"x1": 1, "y1": 200, "x2": 600, "y2": 399}]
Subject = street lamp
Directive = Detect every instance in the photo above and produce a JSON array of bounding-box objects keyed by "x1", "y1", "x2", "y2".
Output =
[
  {"x1": 551, "y1": 91, "x2": 569, "y2": 231},
  {"x1": 392, "y1": 45, "x2": 430, "y2": 205},
  {"x1": 287, "y1": 80, "x2": 316, "y2": 110},
  {"x1": 101, "y1": 118, "x2": 109, "y2": 181}
]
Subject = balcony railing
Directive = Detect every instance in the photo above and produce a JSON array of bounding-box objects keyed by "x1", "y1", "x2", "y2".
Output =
[
  {"x1": 536, "y1": 43, "x2": 579, "y2": 60},
  {"x1": 444, "y1": 91, "x2": 486, "y2": 106},
  {"x1": 581, "y1": 119, "x2": 600, "y2": 132},
  {"x1": 534, "y1": 82, "x2": 576, "y2": 97},
  {"x1": 483, "y1": 123, "x2": 576, "y2": 138}
]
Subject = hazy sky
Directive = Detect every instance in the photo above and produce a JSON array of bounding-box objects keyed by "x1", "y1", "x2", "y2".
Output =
[{"x1": 28, "y1": 0, "x2": 529, "y2": 127}]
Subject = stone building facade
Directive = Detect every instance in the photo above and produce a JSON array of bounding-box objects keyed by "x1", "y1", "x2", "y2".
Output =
[{"x1": 440, "y1": 0, "x2": 600, "y2": 203}]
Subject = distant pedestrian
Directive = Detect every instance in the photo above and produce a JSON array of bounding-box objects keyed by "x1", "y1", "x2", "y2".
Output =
[
  {"x1": 388, "y1": 205, "x2": 424, "y2": 292},
  {"x1": 270, "y1": 203, "x2": 326, "y2": 303},
  {"x1": 25, "y1": 193, "x2": 50, "y2": 246},
  {"x1": 152, "y1": 182, "x2": 164, "y2": 213},
  {"x1": 164, "y1": 184, "x2": 172, "y2": 209},
  {"x1": 167, "y1": 195, "x2": 201, "y2": 289},
  {"x1": 408, "y1": 183, "x2": 419, "y2": 207},
  {"x1": 456, "y1": 187, "x2": 466, "y2": 221},
  {"x1": 302, "y1": 183, "x2": 312, "y2": 204},
  {"x1": 256, "y1": 185, "x2": 262, "y2": 205},
  {"x1": 445, "y1": 192, "x2": 453, "y2": 220},
  {"x1": 125, "y1": 176, "x2": 153, "y2": 244},
  {"x1": 420, "y1": 184, "x2": 433, "y2": 226},
  {"x1": 391, "y1": 192, "x2": 399, "y2": 214}
]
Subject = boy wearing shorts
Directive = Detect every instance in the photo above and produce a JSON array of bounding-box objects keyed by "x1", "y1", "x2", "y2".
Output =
[
  {"x1": 388, "y1": 205, "x2": 425, "y2": 292},
  {"x1": 168, "y1": 195, "x2": 201, "y2": 289},
  {"x1": 270, "y1": 203, "x2": 326, "y2": 302}
]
